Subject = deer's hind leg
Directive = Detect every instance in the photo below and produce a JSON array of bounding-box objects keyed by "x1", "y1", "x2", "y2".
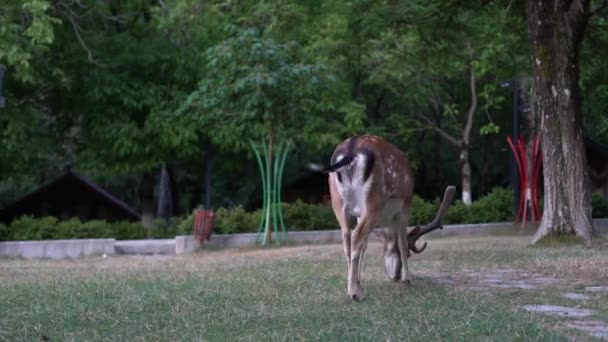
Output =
[
  {"x1": 396, "y1": 207, "x2": 413, "y2": 284},
  {"x1": 383, "y1": 224, "x2": 402, "y2": 281}
]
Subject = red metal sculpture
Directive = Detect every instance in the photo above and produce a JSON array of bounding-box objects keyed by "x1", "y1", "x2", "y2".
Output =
[{"x1": 507, "y1": 136, "x2": 542, "y2": 230}]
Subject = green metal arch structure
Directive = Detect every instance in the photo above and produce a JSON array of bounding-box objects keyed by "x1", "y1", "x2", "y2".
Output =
[{"x1": 250, "y1": 140, "x2": 292, "y2": 246}]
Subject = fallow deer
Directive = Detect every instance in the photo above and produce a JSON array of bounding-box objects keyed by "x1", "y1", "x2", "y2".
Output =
[{"x1": 311, "y1": 135, "x2": 455, "y2": 301}]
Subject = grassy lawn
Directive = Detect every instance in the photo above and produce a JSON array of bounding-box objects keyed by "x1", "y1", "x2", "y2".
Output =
[{"x1": 1, "y1": 231, "x2": 608, "y2": 341}]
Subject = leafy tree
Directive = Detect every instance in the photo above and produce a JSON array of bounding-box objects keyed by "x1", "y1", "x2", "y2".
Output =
[
  {"x1": 178, "y1": 26, "x2": 346, "y2": 152},
  {"x1": 177, "y1": 26, "x2": 344, "y2": 236},
  {"x1": 363, "y1": 1, "x2": 528, "y2": 204}
]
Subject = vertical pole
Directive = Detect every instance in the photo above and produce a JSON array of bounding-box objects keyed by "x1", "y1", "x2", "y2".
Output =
[
  {"x1": 250, "y1": 141, "x2": 267, "y2": 243},
  {"x1": 265, "y1": 130, "x2": 274, "y2": 245},
  {"x1": 277, "y1": 141, "x2": 292, "y2": 242},
  {"x1": 272, "y1": 143, "x2": 282, "y2": 246},
  {"x1": 262, "y1": 140, "x2": 271, "y2": 246},
  {"x1": 511, "y1": 80, "x2": 521, "y2": 214}
]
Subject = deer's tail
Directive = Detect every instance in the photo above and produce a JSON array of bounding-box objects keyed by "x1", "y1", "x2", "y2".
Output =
[{"x1": 308, "y1": 154, "x2": 355, "y2": 173}]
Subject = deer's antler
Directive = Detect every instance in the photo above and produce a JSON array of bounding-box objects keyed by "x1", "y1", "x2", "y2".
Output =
[{"x1": 406, "y1": 186, "x2": 456, "y2": 256}]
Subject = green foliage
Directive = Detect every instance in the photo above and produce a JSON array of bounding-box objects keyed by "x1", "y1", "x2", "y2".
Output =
[
  {"x1": 149, "y1": 218, "x2": 189, "y2": 239},
  {"x1": 592, "y1": 192, "x2": 608, "y2": 218},
  {"x1": 0, "y1": 222, "x2": 7, "y2": 241},
  {"x1": 6, "y1": 216, "x2": 58, "y2": 240},
  {"x1": 446, "y1": 187, "x2": 514, "y2": 224},
  {"x1": 4, "y1": 216, "x2": 147, "y2": 241},
  {"x1": 2, "y1": 187, "x2": 607, "y2": 242},
  {"x1": 410, "y1": 195, "x2": 440, "y2": 226},
  {"x1": 178, "y1": 26, "x2": 344, "y2": 153},
  {"x1": 0, "y1": 0, "x2": 605, "y2": 231},
  {"x1": 214, "y1": 206, "x2": 260, "y2": 234},
  {"x1": 480, "y1": 122, "x2": 501, "y2": 135},
  {"x1": 281, "y1": 199, "x2": 336, "y2": 231},
  {"x1": 177, "y1": 214, "x2": 196, "y2": 236},
  {"x1": 0, "y1": 0, "x2": 61, "y2": 83}
]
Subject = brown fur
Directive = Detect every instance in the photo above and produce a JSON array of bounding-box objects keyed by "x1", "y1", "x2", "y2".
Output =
[{"x1": 327, "y1": 135, "x2": 415, "y2": 301}]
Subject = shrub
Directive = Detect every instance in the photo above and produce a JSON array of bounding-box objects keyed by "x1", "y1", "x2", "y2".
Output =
[
  {"x1": 411, "y1": 195, "x2": 439, "y2": 225},
  {"x1": 592, "y1": 192, "x2": 608, "y2": 218},
  {"x1": 110, "y1": 221, "x2": 147, "y2": 240},
  {"x1": 81, "y1": 220, "x2": 114, "y2": 239},
  {"x1": 8, "y1": 216, "x2": 58, "y2": 241},
  {"x1": 445, "y1": 187, "x2": 514, "y2": 224},
  {"x1": 3, "y1": 216, "x2": 149, "y2": 241},
  {"x1": 54, "y1": 217, "x2": 84, "y2": 239},
  {"x1": 281, "y1": 199, "x2": 336, "y2": 231},
  {"x1": 149, "y1": 217, "x2": 187, "y2": 238},
  {"x1": 215, "y1": 206, "x2": 259, "y2": 234},
  {"x1": 16, "y1": 185, "x2": 608, "y2": 240},
  {"x1": 0, "y1": 222, "x2": 8, "y2": 241},
  {"x1": 177, "y1": 213, "x2": 195, "y2": 235}
]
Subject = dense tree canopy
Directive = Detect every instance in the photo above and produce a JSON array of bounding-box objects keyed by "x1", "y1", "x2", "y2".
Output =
[{"x1": 1, "y1": 0, "x2": 607, "y2": 241}]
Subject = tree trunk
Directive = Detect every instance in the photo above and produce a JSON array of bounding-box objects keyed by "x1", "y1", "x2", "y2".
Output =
[
  {"x1": 460, "y1": 148, "x2": 473, "y2": 205},
  {"x1": 526, "y1": 0, "x2": 593, "y2": 245},
  {"x1": 139, "y1": 171, "x2": 156, "y2": 236},
  {"x1": 156, "y1": 164, "x2": 173, "y2": 222},
  {"x1": 460, "y1": 61, "x2": 477, "y2": 206},
  {"x1": 204, "y1": 148, "x2": 215, "y2": 210}
]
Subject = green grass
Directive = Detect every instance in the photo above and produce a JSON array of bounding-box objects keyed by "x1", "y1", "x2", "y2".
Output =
[{"x1": 1, "y1": 232, "x2": 607, "y2": 341}]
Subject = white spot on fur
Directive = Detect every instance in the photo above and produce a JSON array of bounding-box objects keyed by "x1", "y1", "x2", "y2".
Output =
[
  {"x1": 552, "y1": 86, "x2": 558, "y2": 97},
  {"x1": 536, "y1": 58, "x2": 541, "y2": 66},
  {"x1": 564, "y1": 88, "x2": 571, "y2": 98}
]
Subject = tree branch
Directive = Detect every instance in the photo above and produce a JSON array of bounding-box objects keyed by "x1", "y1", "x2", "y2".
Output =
[
  {"x1": 590, "y1": 0, "x2": 608, "y2": 16},
  {"x1": 462, "y1": 40, "x2": 477, "y2": 147},
  {"x1": 67, "y1": 13, "x2": 100, "y2": 65},
  {"x1": 463, "y1": 63, "x2": 477, "y2": 146},
  {"x1": 415, "y1": 112, "x2": 461, "y2": 147}
]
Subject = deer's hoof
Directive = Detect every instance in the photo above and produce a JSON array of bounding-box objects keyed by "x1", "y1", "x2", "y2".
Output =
[
  {"x1": 384, "y1": 253, "x2": 402, "y2": 281},
  {"x1": 401, "y1": 277, "x2": 413, "y2": 285},
  {"x1": 348, "y1": 284, "x2": 366, "y2": 302}
]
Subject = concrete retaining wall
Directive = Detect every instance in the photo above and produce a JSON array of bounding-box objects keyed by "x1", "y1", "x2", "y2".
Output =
[
  {"x1": 114, "y1": 239, "x2": 175, "y2": 255},
  {"x1": 0, "y1": 239, "x2": 115, "y2": 259},
  {"x1": 2, "y1": 219, "x2": 608, "y2": 259}
]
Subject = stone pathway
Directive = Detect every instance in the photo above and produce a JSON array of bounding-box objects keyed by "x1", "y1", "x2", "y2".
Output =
[
  {"x1": 422, "y1": 270, "x2": 608, "y2": 340},
  {"x1": 522, "y1": 305, "x2": 595, "y2": 318},
  {"x1": 566, "y1": 321, "x2": 608, "y2": 341}
]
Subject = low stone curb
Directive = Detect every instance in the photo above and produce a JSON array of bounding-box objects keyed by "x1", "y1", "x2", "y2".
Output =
[
  {"x1": 0, "y1": 239, "x2": 116, "y2": 259},
  {"x1": 2, "y1": 219, "x2": 607, "y2": 259}
]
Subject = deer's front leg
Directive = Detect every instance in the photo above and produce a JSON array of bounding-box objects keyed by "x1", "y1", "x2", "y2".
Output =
[
  {"x1": 348, "y1": 213, "x2": 376, "y2": 302},
  {"x1": 336, "y1": 208, "x2": 352, "y2": 283},
  {"x1": 329, "y1": 177, "x2": 352, "y2": 286}
]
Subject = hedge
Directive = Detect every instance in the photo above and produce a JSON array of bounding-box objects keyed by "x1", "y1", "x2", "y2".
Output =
[{"x1": 2, "y1": 187, "x2": 607, "y2": 241}]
